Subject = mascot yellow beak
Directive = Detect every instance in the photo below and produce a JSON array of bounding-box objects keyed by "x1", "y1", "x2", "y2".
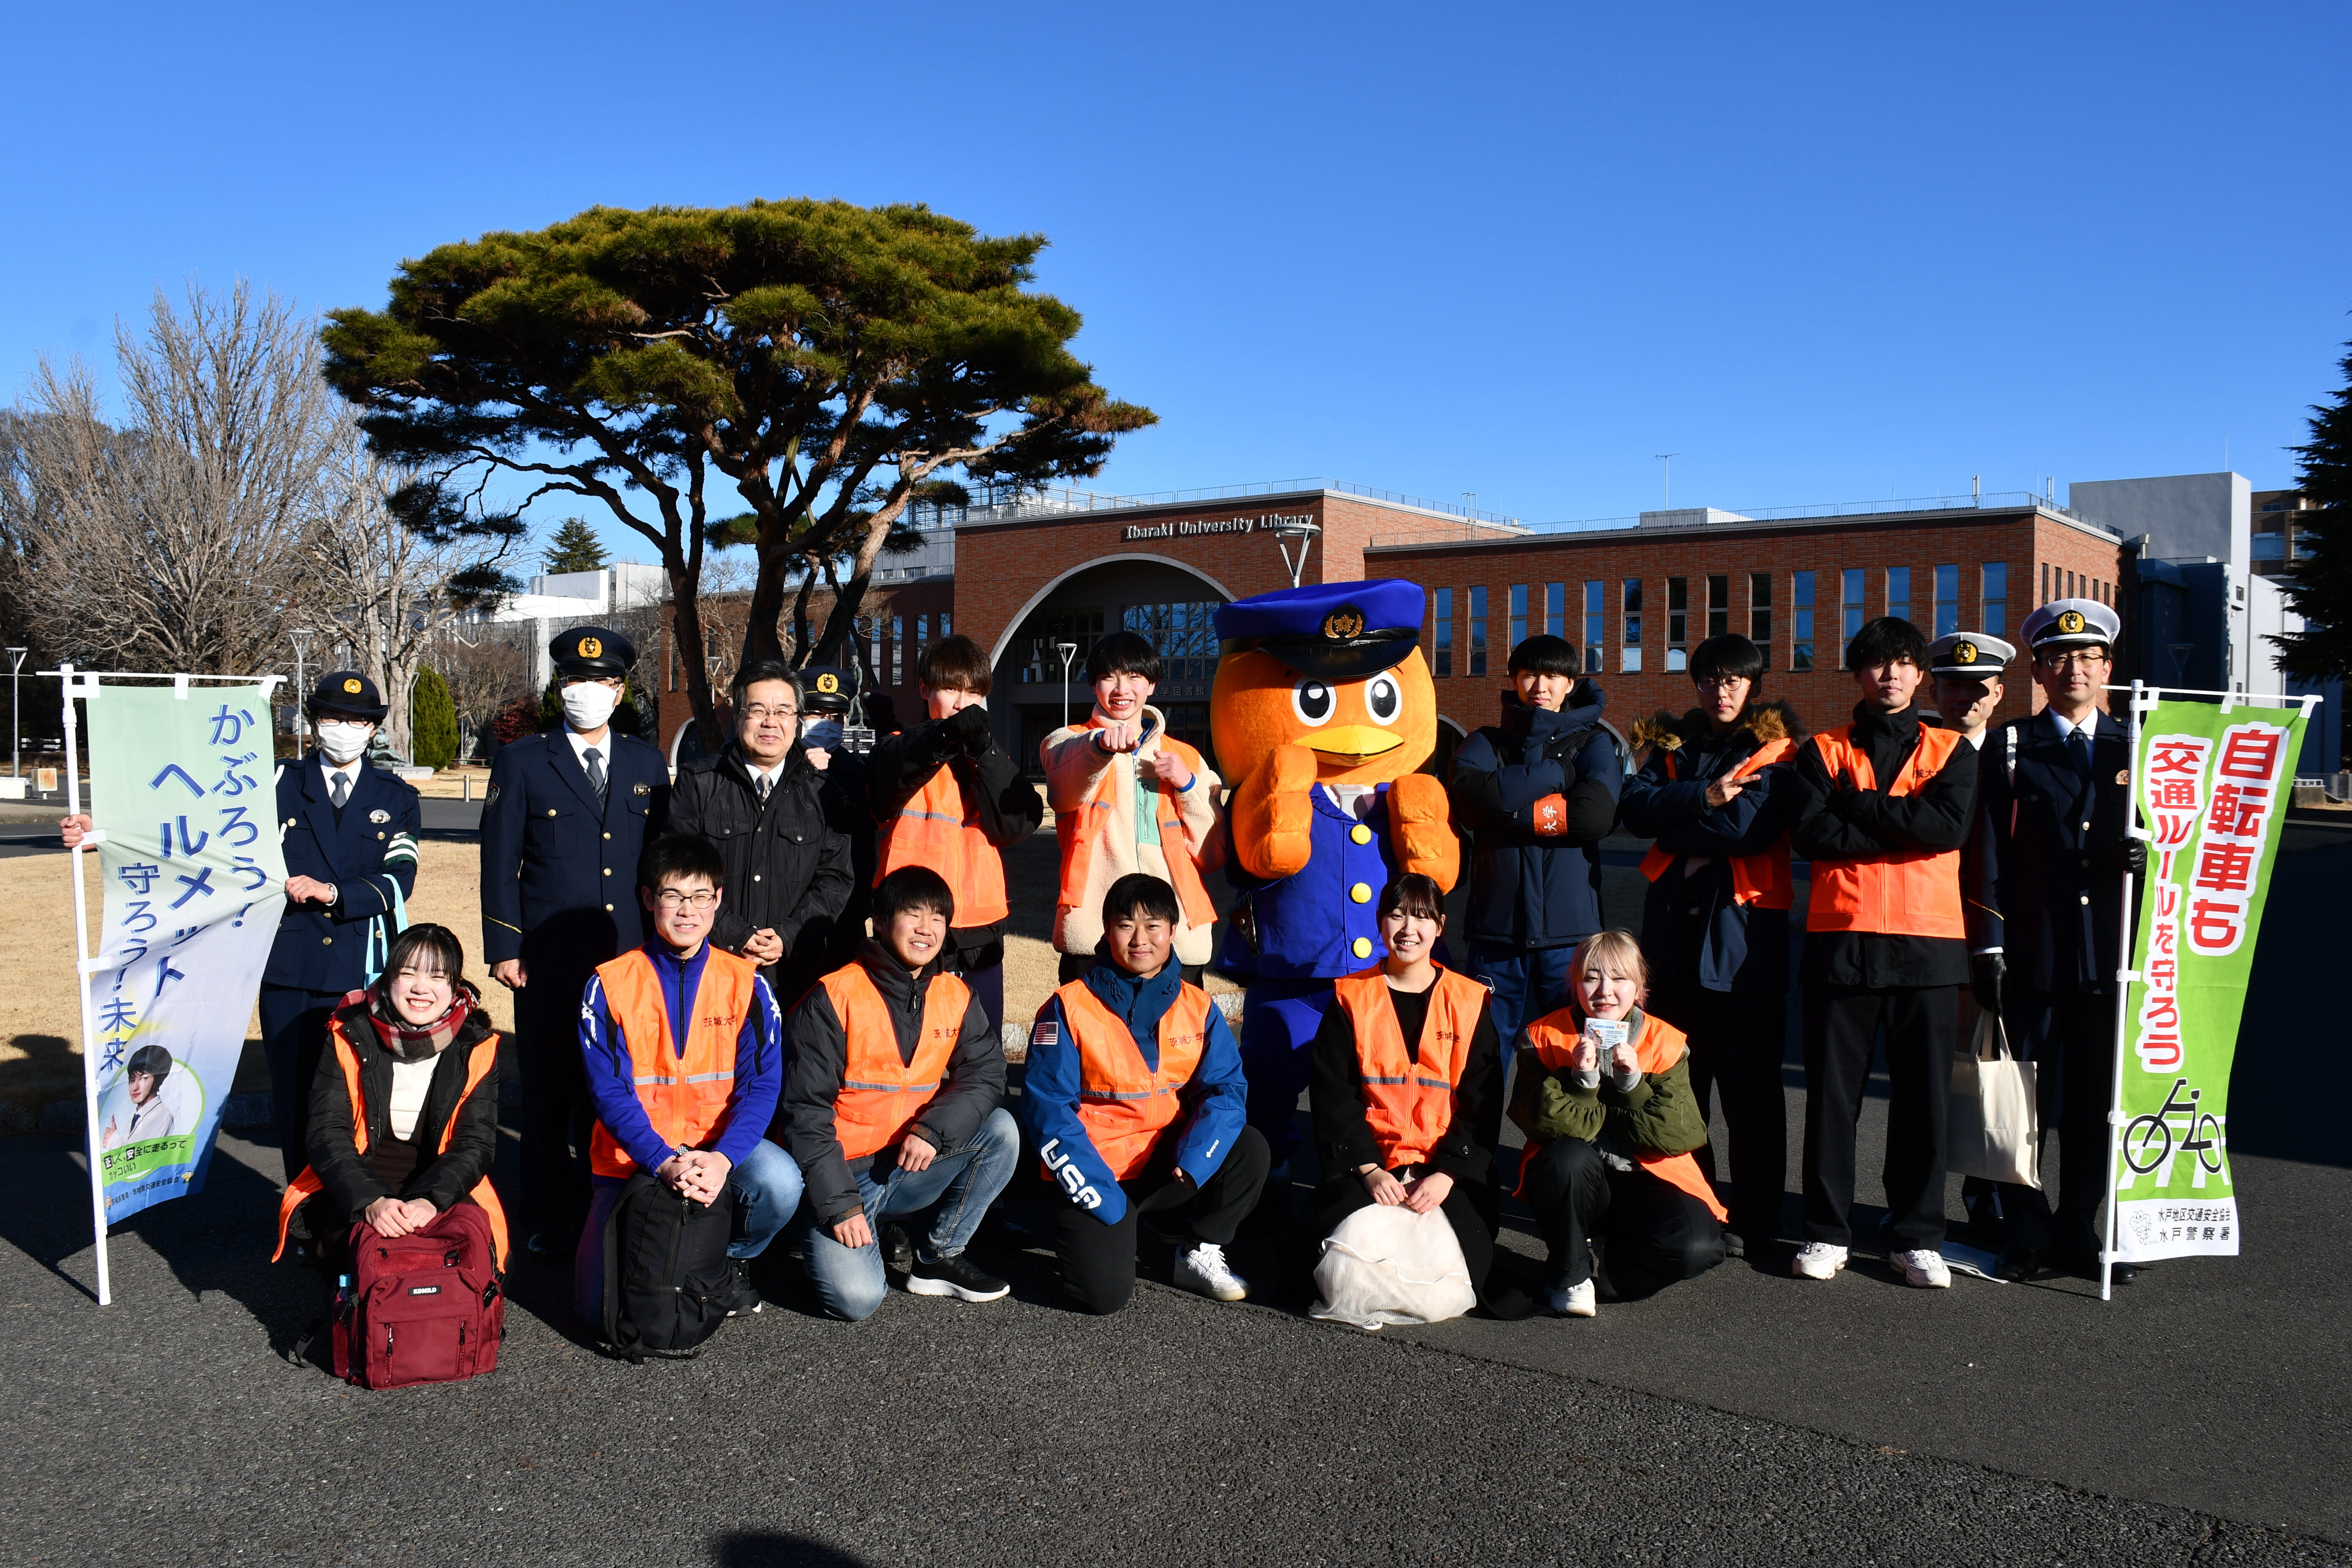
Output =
[{"x1": 1308, "y1": 725, "x2": 1402, "y2": 759}]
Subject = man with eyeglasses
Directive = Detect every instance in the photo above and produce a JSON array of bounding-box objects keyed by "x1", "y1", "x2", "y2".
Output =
[
  {"x1": 668, "y1": 660, "x2": 855, "y2": 1015},
  {"x1": 1972, "y1": 596, "x2": 2146, "y2": 1285}
]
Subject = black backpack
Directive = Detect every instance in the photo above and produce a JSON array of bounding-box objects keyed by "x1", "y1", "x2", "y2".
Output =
[{"x1": 599, "y1": 1171, "x2": 739, "y2": 1362}]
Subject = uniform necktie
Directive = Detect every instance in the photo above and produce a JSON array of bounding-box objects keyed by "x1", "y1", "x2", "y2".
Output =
[
  {"x1": 585, "y1": 746, "x2": 607, "y2": 802},
  {"x1": 329, "y1": 772, "x2": 349, "y2": 809},
  {"x1": 2068, "y1": 726, "x2": 2093, "y2": 781}
]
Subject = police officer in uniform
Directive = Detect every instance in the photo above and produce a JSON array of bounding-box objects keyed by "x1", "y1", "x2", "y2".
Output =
[
  {"x1": 1971, "y1": 598, "x2": 2144, "y2": 1284},
  {"x1": 480, "y1": 626, "x2": 670, "y2": 1260},
  {"x1": 798, "y1": 666, "x2": 879, "y2": 977},
  {"x1": 261, "y1": 672, "x2": 422, "y2": 1205}
]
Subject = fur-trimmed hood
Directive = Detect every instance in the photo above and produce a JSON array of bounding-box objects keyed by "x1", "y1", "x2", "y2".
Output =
[{"x1": 1630, "y1": 697, "x2": 1808, "y2": 757}]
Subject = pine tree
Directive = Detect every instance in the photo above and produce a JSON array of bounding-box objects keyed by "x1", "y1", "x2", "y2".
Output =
[
  {"x1": 412, "y1": 667, "x2": 460, "y2": 770},
  {"x1": 541, "y1": 517, "x2": 610, "y2": 575},
  {"x1": 2276, "y1": 341, "x2": 2352, "y2": 681}
]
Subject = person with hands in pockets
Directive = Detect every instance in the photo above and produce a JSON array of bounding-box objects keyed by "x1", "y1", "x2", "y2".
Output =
[{"x1": 1024, "y1": 873, "x2": 1269, "y2": 1315}]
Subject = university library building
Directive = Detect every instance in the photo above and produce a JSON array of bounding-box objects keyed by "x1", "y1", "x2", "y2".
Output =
[{"x1": 654, "y1": 480, "x2": 2134, "y2": 777}]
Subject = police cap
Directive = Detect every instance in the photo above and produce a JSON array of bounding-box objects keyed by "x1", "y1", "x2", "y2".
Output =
[
  {"x1": 551, "y1": 625, "x2": 634, "y2": 676},
  {"x1": 801, "y1": 666, "x2": 854, "y2": 713},
  {"x1": 1926, "y1": 632, "x2": 2016, "y2": 682},
  {"x1": 308, "y1": 669, "x2": 389, "y2": 721},
  {"x1": 1213, "y1": 579, "x2": 1426, "y2": 680},
  {"x1": 2020, "y1": 597, "x2": 2119, "y2": 653}
]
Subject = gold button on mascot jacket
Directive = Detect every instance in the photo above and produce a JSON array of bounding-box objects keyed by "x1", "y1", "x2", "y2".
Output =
[{"x1": 1209, "y1": 579, "x2": 1457, "y2": 1166}]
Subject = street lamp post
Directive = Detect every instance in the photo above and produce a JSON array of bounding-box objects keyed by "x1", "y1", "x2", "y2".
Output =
[
  {"x1": 1269, "y1": 518, "x2": 1321, "y2": 589},
  {"x1": 290, "y1": 629, "x2": 314, "y2": 750},
  {"x1": 1056, "y1": 642, "x2": 1078, "y2": 734},
  {"x1": 5, "y1": 647, "x2": 25, "y2": 779}
]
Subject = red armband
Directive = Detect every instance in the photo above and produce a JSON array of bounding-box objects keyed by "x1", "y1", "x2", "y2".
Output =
[{"x1": 1530, "y1": 794, "x2": 1569, "y2": 836}]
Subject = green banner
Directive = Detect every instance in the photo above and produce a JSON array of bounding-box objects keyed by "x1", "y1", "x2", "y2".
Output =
[{"x1": 2113, "y1": 694, "x2": 2308, "y2": 1262}]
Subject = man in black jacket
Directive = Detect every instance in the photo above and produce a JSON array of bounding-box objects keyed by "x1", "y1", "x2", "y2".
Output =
[
  {"x1": 866, "y1": 637, "x2": 1043, "y2": 1037},
  {"x1": 1786, "y1": 617, "x2": 1979, "y2": 1290},
  {"x1": 667, "y1": 661, "x2": 854, "y2": 1015},
  {"x1": 1446, "y1": 635, "x2": 1622, "y2": 1051}
]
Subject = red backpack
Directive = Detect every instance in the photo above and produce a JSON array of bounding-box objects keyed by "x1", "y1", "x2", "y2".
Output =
[{"x1": 332, "y1": 1202, "x2": 505, "y2": 1389}]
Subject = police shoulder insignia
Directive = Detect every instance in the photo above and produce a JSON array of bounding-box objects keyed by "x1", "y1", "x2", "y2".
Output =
[
  {"x1": 1955, "y1": 641, "x2": 1978, "y2": 664},
  {"x1": 368, "y1": 808, "x2": 391, "y2": 824},
  {"x1": 1031, "y1": 1018, "x2": 1060, "y2": 1048},
  {"x1": 485, "y1": 784, "x2": 499, "y2": 805},
  {"x1": 2058, "y1": 610, "x2": 2085, "y2": 634},
  {"x1": 579, "y1": 634, "x2": 603, "y2": 658},
  {"x1": 632, "y1": 781, "x2": 652, "y2": 796},
  {"x1": 1321, "y1": 606, "x2": 1366, "y2": 640},
  {"x1": 342, "y1": 677, "x2": 362, "y2": 694}
]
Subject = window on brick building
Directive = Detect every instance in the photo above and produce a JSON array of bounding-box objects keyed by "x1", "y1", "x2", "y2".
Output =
[
  {"x1": 1982, "y1": 562, "x2": 2007, "y2": 636},
  {"x1": 939, "y1": 611, "x2": 952, "y2": 640},
  {"x1": 1749, "y1": 572, "x2": 1772, "y2": 670},
  {"x1": 1468, "y1": 585, "x2": 1488, "y2": 677},
  {"x1": 916, "y1": 612, "x2": 928, "y2": 651},
  {"x1": 1622, "y1": 580, "x2": 1642, "y2": 672},
  {"x1": 1021, "y1": 607, "x2": 1102, "y2": 683},
  {"x1": 1583, "y1": 580, "x2": 1604, "y2": 673},
  {"x1": 1792, "y1": 570, "x2": 1815, "y2": 671},
  {"x1": 1434, "y1": 588, "x2": 1453, "y2": 677},
  {"x1": 1546, "y1": 581, "x2": 1565, "y2": 640},
  {"x1": 1124, "y1": 601, "x2": 1219, "y2": 699},
  {"x1": 1707, "y1": 574, "x2": 1729, "y2": 640},
  {"x1": 1886, "y1": 566, "x2": 1911, "y2": 628},
  {"x1": 1666, "y1": 577, "x2": 1688, "y2": 672},
  {"x1": 1933, "y1": 564, "x2": 1957, "y2": 637},
  {"x1": 1510, "y1": 584, "x2": 1527, "y2": 651},
  {"x1": 1841, "y1": 568, "x2": 1865, "y2": 659},
  {"x1": 890, "y1": 616, "x2": 904, "y2": 684}
]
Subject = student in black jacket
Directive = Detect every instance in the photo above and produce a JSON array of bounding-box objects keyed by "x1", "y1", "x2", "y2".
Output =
[{"x1": 667, "y1": 661, "x2": 854, "y2": 1014}]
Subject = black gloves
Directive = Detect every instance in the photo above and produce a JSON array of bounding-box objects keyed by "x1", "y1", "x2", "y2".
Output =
[
  {"x1": 2113, "y1": 836, "x2": 2148, "y2": 879},
  {"x1": 939, "y1": 703, "x2": 993, "y2": 752},
  {"x1": 1970, "y1": 951, "x2": 2006, "y2": 1016}
]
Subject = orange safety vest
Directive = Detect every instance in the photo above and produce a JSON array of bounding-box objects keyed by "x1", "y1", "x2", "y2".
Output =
[
  {"x1": 1056, "y1": 725, "x2": 1216, "y2": 930},
  {"x1": 1637, "y1": 737, "x2": 1795, "y2": 909},
  {"x1": 878, "y1": 762, "x2": 1009, "y2": 927},
  {"x1": 587, "y1": 946, "x2": 760, "y2": 1179},
  {"x1": 272, "y1": 1015, "x2": 509, "y2": 1268},
  {"x1": 1804, "y1": 724, "x2": 1965, "y2": 938},
  {"x1": 1331, "y1": 965, "x2": 1487, "y2": 1170},
  {"x1": 819, "y1": 961, "x2": 972, "y2": 1159},
  {"x1": 1058, "y1": 978, "x2": 1216, "y2": 1181},
  {"x1": 1516, "y1": 1007, "x2": 1729, "y2": 1223}
]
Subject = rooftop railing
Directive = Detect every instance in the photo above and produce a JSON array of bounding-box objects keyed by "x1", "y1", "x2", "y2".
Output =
[{"x1": 1368, "y1": 490, "x2": 2121, "y2": 551}]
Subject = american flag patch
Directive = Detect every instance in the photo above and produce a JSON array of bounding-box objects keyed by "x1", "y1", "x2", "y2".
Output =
[{"x1": 1031, "y1": 1019, "x2": 1060, "y2": 1048}]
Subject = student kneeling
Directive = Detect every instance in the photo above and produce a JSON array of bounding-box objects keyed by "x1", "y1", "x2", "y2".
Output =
[
  {"x1": 1023, "y1": 874, "x2": 1268, "y2": 1314},
  {"x1": 1298, "y1": 873, "x2": 1513, "y2": 1311},
  {"x1": 574, "y1": 835, "x2": 802, "y2": 1322},
  {"x1": 781, "y1": 865, "x2": 1018, "y2": 1321},
  {"x1": 1514, "y1": 931, "x2": 1727, "y2": 1317}
]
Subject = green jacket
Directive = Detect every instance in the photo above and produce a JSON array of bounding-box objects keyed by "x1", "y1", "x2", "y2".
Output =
[{"x1": 1510, "y1": 1008, "x2": 1709, "y2": 1157}]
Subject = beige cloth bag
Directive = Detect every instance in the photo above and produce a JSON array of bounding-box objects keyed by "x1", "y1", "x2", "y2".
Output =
[
  {"x1": 1948, "y1": 1010, "x2": 2041, "y2": 1189},
  {"x1": 1309, "y1": 1202, "x2": 1477, "y2": 1330}
]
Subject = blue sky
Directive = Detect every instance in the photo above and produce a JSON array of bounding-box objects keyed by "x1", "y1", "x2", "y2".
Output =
[{"x1": 5, "y1": 2, "x2": 2347, "y2": 553}]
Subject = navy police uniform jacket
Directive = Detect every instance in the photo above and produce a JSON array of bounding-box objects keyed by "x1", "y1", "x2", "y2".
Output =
[
  {"x1": 1217, "y1": 784, "x2": 1405, "y2": 980},
  {"x1": 479, "y1": 730, "x2": 670, "y2": 966},
  {"x1": 1968, "y1": 709, "x2": 2132, "y2": 994},
  {"x1": 264, "y1": 756, "x2": 422, "y2": 993}
]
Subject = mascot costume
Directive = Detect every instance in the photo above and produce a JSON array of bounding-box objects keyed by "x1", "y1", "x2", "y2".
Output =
[{"x1": 1209, "y1": 580, "x2": 1459, "y2": 1172}]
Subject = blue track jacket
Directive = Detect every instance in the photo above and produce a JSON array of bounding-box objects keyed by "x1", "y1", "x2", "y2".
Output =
[
  {"x1": 580, "y1": 941, "x2": 784, "y2": 1176},
  {"x1": 1021, "y1": 957, "x2": 1247, "y2": 1226}
]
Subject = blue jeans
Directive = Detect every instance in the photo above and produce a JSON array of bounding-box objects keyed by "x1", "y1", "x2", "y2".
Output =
[
  {"x1": 1468, "y1": 941, "x2": 1580, "y2": 1051},
  {"x1": 573, "y1": 1138, "x2": 806, "y2": 1324},
  {"x1": 800, "y1": 1108, "x2": 1021, "y2": 1322}
]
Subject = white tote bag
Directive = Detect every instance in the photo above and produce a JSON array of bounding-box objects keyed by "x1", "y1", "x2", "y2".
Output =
[
  {"x1": 1309, "y1": 1202, "x2": 1477, "y2": 1331},
  {"x1": 1947, "y1": 1010, "x2": 2041, "y2": 1189}
]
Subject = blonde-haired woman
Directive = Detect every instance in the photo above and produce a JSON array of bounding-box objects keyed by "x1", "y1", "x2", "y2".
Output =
[{"x1": 1511, "y1": 930, "x2": 1726, "y2": 1316}]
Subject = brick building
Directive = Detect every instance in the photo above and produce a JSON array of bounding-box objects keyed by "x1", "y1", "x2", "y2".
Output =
[{"x1": 651, "y1": 481, "x2": 2132, "y2": 773}]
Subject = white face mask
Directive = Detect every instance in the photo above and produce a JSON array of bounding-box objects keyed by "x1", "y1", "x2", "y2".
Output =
[
  {"x1": 561, "y1": 682, "x2": 621, "y2": 732},
  {"x1": 315, "y1": 721, "x2": 373, "y2": 766}
]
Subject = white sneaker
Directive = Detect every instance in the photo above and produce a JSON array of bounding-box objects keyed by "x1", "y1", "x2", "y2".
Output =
[
  {"x1": 1791, "y1": 1241, "x2": 1849, "y2": 1280},
  {"x1": 1546, "y1": 1279, "x2": 1597, "y2": 1318},
  {"x1": 1174, "y1": 1242, "x2": 1248, "y2": 1301},
  {"x1": 1889, "y1": 1247, "x2": 1952, "y2": 1289}
]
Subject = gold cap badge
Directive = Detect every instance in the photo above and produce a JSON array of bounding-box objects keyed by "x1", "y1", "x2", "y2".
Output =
[
  {"x1": 341, "y1": 678, "x2": 362, "y2": 694},
  {"x1": 1955, "y1": 642, "x2": 1977, "y2": 664},
  {"x1": 2057, "y1": 611, "x2": 2084, "y2": 635},
  {"x1": 578, "y1": 635, "x2": 603, "y2": 659},
  {"x1": 815, "y1": 672, "x2": 839, "y2": 695},
  {"x1": 1320, "y1": 607, "x2": 1365, "y2": 640}
]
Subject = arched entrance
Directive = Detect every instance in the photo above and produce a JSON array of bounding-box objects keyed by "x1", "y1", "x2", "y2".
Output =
[{"x1": 988, "y1": 555, "x2": 1236, "y2": 776}]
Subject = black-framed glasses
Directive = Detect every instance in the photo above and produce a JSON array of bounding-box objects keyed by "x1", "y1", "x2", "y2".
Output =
[{"x1": 654, "y1": 889, "x2": 717, "y2": 909}]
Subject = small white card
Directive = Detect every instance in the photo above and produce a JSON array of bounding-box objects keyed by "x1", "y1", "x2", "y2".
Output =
[{"x1": 1582, "y1": 1018, "x2": 1628, "y2": 1054}]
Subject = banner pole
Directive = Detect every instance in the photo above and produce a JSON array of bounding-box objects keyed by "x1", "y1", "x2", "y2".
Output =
[
  {"x1": 2100, "y1": 678, "x2": 2150, "y2": 1304},
  {"x1": 61, "y1": 667, "x2": 111, "y2": 1307}
]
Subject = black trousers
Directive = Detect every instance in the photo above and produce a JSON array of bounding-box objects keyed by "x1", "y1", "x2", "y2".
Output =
[
  {"x1": 1801, "y1": 983, "x2": 1957, "y2": 1250},
  {"x1": 1997, "y1": 987, "x2": 2117, "y2": 1259},
  {"x1": 1293, "y1": 1171, "x2": 1498, "y2": 1306},
  {"x1": 1651, "y1": 979, "x2": 1787, "y2": 1241},
  {"x1": 258, "y1": 984, "x2": 341, "y2": 1192},
  {"x1": 515, "y1": 963, "x2": 594, "y2": 1240},
  {"x1": 1519, "y1": 1138, "x2": 1724, "y2": 1297},
  {"x1": 1044, "y1": 1126, "x2": 1270, "y2": 1315}
]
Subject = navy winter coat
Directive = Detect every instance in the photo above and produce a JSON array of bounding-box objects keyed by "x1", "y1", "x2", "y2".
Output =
[{"x1": 1446, "y1": 682, "x2": 1623, "y2": 950}]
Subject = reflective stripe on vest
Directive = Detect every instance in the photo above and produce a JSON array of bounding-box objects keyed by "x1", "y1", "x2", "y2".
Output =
[
  {"x1": 1058, "y1": 979, "x2": 1215, "y2": 1181},
  {"x1": 820, "y1": 962, "x2": 972, "y2": 1160},
  {"x1": 587, "y1": 947, "x2": 759, "y2": 1179},
  {"x1": 1332, "y1": 965, "x2": 1485, "y2": 1170},
  {"x1": 1803, "y1": 724, "x2": 1965, "y2": 938},
  {"x1": 1636, "y1": 737, "x2": 1795, "y2": 909},
  {"x1": 878, "y1": 764, "x2": 1009, "y2": 926},
  {"x1": 272, "y1": 1015, "x2": 510, "y2": 1269},
  {"x1": 1056, "y1": 727, "x2": 1216, "y2": 930},
  {"x1": 1514, "y1": 1007, "x2": 1728, "y2": 1224}
]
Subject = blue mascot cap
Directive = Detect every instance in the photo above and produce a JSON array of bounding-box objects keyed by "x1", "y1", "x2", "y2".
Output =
[{"x1": 1215, "y1": 580, "x2": 1425, "y2": 681}]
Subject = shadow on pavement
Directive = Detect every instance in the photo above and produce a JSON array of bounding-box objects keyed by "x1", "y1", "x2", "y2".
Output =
[{"x1": 711, "y1": 1534, "x2": 870, "y2": 1567}]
